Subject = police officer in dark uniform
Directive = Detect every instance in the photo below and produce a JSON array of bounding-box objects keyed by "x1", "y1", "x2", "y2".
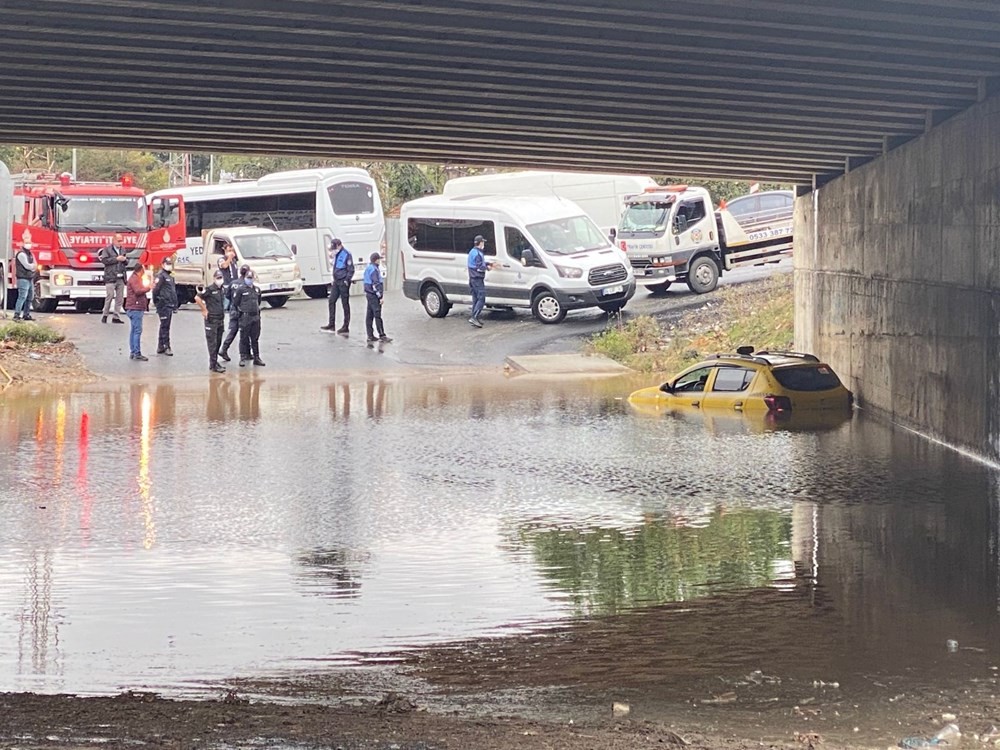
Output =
[
  {"x1": 195, "y1": 269, "x2": 228, "y2": 373},
  {"x1": 151, "y1": 258, "x2": 178, "y2": 356},
  {"x1": 218, "y1": 261, "x2": 244, "y2": 363},
  {"x1": 231, "y1": 266, "x2": 265, "y2": 367}
]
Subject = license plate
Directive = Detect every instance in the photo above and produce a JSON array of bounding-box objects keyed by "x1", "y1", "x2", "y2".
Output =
[
  {"x1": 93, "y1": 274, "x2": 104, "y2": 282},
  {"x1": 268, "y1": 283, "x2": 283, "y2": 291},
  {"x1": 602, "y1": 285, "x2": 624, "y2": 296}
]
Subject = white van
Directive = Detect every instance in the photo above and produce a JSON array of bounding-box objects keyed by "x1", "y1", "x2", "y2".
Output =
[
  {"x1": 401, "y1": 195, "x2": 636, "y2": 324},
  {"x1": 173, "y1": 226, "x2": 303, "y2": 307},
  {"x1": 442, "y1": 170, "x2": 656, "y2": 239}
]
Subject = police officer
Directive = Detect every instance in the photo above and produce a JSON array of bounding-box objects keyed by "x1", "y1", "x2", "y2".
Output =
[
  {"x1": 218, "y1": 261, "x2": 244, "y2": 363},
  {"x1": 320, "y1": 238, "x2": 354, "y2": 335},
  {"x1": 363, "y1": 252, "x2": 391, "y2": 345},
  {"x1": 466, "y1": 234, "x2": 494, "y2": 328},
  {"x1": 231, "y1": 266, "x2": 265, "y2": 367},
  {"x1": 151, "y1": 258, "x2": 178, "y2": 356},
  {"x1": 195, "y1": 270, "x2": 228, "y2": 373}
]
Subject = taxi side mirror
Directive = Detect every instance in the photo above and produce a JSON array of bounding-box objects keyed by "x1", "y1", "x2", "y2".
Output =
[{"x1": 659, "y1": 382, "x2": 674, "y2": 394}]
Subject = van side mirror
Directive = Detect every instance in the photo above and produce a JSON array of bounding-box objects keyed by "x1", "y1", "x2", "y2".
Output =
[
  {"x1": 521, "y1": 248, "x2": 536, "y2": 267},
  {"x1": 659, "y1": 382, "x2": 674, "y2": 394},
  {"x1": 608, "y1": 227, "x2": 617, "y2": 241},
  {"x1": 673, "y1": 215, "x2": 688, "y2": 234}
]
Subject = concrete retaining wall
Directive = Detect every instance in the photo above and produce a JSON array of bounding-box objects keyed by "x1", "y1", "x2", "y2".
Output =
[{"x1": 795, "y1": 93, "x2": 1000, "y2": 462}]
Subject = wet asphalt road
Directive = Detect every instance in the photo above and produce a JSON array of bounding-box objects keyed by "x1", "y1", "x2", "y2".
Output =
[{"x1": 32, "y1": 260, "x2": 790, "y2": 379}]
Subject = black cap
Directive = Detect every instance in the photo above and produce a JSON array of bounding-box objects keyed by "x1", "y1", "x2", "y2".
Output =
[
  {"x1": 369, "y1": 252, "x2": 381, "y2": 262},
  {"x1": 474, "y1": 235, "x2": 486, "y2": 244},
  {"x1": 239, "y1": 264, "x2": 251, "y2": 277}
]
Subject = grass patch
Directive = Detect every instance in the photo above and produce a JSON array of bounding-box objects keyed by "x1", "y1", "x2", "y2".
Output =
[
  {"x1": 0, "y1": 320, "x2": 65, "y2": 345},
  {"x1": 590, "y1": 274, "x2": 793, "y2": 374}
]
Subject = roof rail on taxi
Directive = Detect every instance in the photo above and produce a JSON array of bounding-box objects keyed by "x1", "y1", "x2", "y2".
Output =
[{"x1": 755, "y1": 350, "x2": 820, "y2": 362}]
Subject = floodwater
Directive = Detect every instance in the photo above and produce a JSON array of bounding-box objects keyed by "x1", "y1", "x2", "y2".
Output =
[{"x1": 1, "y1": 374, "x2": 999, "y2": 704}]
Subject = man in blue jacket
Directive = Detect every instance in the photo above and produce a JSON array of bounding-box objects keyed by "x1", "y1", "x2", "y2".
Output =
[
  {"x1": 467, "y1": 234, "x2": 494, "y2": 328},
  {"x1": 363, "y1": 252, "x2": 391, "y2": 345},
  {"x1": 321, "y1": 238, "x2": 354, "y2": 336}
]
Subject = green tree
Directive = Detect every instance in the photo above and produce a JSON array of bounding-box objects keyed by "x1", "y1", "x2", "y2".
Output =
[{"x1": 74, "y1": 149, "x2": 169, "y2": 191}]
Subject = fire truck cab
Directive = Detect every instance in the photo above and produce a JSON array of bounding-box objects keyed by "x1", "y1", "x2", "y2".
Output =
[{"x1": 6, "y1": 172, "x2": 185, "y2": 312}]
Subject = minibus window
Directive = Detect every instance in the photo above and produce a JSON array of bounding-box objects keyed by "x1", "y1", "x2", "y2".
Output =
[{"x1": 328, "y1": 182, "x2": 375, "y2": 216}]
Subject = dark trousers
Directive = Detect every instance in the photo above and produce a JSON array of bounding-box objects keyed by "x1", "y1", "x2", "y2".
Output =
[
  {"x1": 328, "y1": 280, "x2": 351, "y2": 330},
  {"x1": 156, "y1": 308, "x2": 173, "y2": 351},
  {"x1": 470, "y1": 277, "x2": 486, "y2": 320},
  {"x1": 239, "y1": 316, "x2": 261, "y2": 360},
  {"x1": 221, "y1": 309, "x2": 240, "y2": 354},
  {"x1": 205, "y1": 316, "x2": 224, "y2": 367},
  {"x1": 365, "y1": 293, "x2": 385, "y2": 339}
]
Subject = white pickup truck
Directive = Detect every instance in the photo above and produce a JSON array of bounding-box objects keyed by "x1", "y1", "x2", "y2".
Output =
[
  {"x1": 173, "y1": 226, "x2": 303, "y2": 307},
  {"x1": 617, "y1": 185, "x2": 793, "y2": 294}
]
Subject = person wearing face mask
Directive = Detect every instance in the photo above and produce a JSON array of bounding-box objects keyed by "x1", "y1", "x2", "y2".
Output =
[
  {"x1": 13, "y1": 240, "x2": 37, "y2": 322},
  {"x1": 99, "y1": 232, "x2": 129, "y2": 324},
  {"x1": 151, "y1": 258, "x2": 179, "y2": 356},
  {"x1": 231, "y1": 265, "x2": 265, "y2": 367},
  {"x1": 218, "y1": 261, "x2": 245, "y2": 364},
  {"x1": 194, "y1": 270, "x2": 228, "y2": 373}
]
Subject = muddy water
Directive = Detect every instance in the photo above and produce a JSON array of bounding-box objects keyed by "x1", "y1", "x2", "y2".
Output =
[{"x1": 1, "y1": 374, "x2": 998, "y2": 704}]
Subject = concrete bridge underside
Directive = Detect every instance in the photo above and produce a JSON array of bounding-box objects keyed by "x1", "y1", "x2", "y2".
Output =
[{"x1": 1, "y1": 1, "x2": 1000, "y2": 458}]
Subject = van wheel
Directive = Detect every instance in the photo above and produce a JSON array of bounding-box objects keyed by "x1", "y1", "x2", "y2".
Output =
[
  {"x1": 598, "y1": 301, "x2": 626, "y2": 314},
  {"x1": 266, "y1": 296, "x2": 289, "y2": 308},
  {"x1": 421, "y1": 284, "x2": 449, "y2": 318},
  {"x1": 532, "y1": 290, "x2": 566, "y2": 324},
  {"x1": 304, "y1": 284, "x2": 329, "y2": 299},
  {"x1": 686, "y1": 257, "x2": 719, "y2": 294},
  {"x1": 647, "y1": 281, "x2": 672, "y2": 294}
]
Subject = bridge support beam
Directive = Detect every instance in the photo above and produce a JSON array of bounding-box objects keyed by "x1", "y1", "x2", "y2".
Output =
[{"x1": 795, "y1": 92, "x2": 1000, "y2": 462}]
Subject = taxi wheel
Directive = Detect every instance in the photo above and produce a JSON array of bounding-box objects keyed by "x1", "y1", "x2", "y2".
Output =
[
  {"x1": 532, "y1": 290, "x2": 566, "y2": 324},
  {"x1": 686, "y1": 257, "x2": 719, "y2": 294}
]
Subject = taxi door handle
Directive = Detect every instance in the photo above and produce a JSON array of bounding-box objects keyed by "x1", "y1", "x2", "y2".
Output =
[
  {"x1": 691, "y1": 400, "x2": 700, "y2": 408},
  {"x1": 733, "y1": 401, "x2": 744, "y2": 411}
]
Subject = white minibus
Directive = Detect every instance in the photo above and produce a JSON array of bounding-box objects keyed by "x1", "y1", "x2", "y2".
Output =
[
  {"x1": 401, "y1": 195, "x2": 636, "y2": 324},
  {"x1": 149, "y1": 168, "x2": 384, "y2": 299}
]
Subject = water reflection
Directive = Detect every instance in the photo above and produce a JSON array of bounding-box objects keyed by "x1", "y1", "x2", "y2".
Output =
[
  {"x1": 516, "y1": 509, "x2": 791, "y2": 615},
  {"x1": 0, "y1": 375, "x2": 999, "y2": 700}
]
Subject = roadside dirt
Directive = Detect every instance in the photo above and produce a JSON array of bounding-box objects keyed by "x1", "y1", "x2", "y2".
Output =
[
  {"x1": 0, "y1": 690, "x2": 801, "y2": 750},
  {"x1": 0, "y1": 339, "x2": 98, "y2": 387}
]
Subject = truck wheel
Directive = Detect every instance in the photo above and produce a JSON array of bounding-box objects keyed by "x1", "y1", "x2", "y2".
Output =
[
  {"x1": 421, "y1": 284, "x2": 450, "y2": 318},
  {"x1": 532, "y1": 290, "x2": 566, "y2": 324},
  {"x1": 74, "y1": 300, "x2": 102, "y2": 313},
  {"x1": 304, "y1": 284, "x2": 329, "y2": 299},
  {"x1": 598, "y1": 301, "x2": 626, "y2": 314},
  {"x1": 32, "y1": 281, "x2": 59, "y2": 313},
  {"x1": 647, "y1": 281, "x2": 672, "y2": 294},
  {"x1": 266, "y1": 296, "x2": 289, "y2": 308},
  {"x1": 686, "y1": 257, "x2": 719, "y2": 294}
]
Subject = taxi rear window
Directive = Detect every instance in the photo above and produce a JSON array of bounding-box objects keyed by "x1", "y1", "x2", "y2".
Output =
[{"x1": 772, "y1": 365, "x2": 842, "y2": 391}]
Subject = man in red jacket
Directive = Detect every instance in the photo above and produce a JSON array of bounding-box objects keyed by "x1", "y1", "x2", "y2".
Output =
[{"x1": 125, "y1": 264, "x2": 152, "y2": 361}]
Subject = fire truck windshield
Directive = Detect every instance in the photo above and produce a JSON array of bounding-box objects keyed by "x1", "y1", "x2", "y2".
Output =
[{"x1": 56, "y1": 195, "x2": 146, "y2": 231}]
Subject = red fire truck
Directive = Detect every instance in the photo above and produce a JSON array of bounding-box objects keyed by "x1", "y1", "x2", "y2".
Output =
[{"x1": 7, "y1": 172, "x2": 186, "y2": 312}]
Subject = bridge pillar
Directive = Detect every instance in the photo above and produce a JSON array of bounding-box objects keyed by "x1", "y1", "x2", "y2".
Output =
[
  {"x1": 0, "y1": 162, "x2": 12, "y2": 313},
  {"x1": 795, "y1": 92, "x2": 1000, "y2": 462}
]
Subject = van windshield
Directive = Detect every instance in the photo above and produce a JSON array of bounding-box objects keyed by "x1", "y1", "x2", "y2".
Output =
[
  {"x1": 525, "y1": 215, "x2": 610, "y2": 256},
  {"x1": 235, "y1": 233, "x2": 294, "y2": 259},
  {"x1": 621, "y1": 201, "x2": 671, "y2": 233}
]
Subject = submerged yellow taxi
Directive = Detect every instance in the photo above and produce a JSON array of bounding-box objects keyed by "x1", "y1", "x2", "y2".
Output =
[{"x1": 629, "y1": 350, "x2": 853, "y2": 416}]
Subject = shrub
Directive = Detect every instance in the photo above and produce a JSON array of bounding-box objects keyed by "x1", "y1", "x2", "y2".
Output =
[{"x1": 0, "y1": 321, "x2": 65, "y2": 345}]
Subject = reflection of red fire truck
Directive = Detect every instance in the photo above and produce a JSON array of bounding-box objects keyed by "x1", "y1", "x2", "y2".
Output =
[{"x1": 7, "y1": 173, "x2": 185, "y2": 312}]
